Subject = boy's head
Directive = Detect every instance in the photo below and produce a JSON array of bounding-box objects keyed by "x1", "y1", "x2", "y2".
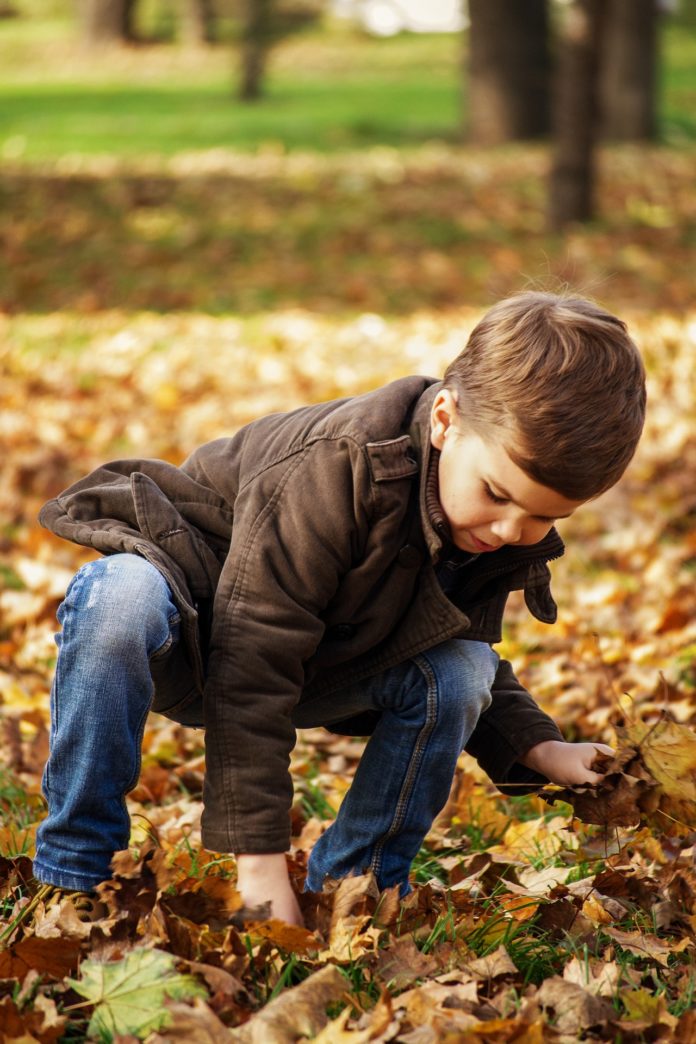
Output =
[{"x1": 439, "y1": 291, "x2": 646, "y2": 501}]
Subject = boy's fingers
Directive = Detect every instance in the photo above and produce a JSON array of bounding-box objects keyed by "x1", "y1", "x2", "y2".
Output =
[{"x1": 592, "y1": 743, "x2": 615, "y2": 756}]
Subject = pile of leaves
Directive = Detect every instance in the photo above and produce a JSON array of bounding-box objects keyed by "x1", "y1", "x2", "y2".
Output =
[{"x1": 1, "y1": 294, "x2": 696, "y2": 1039}]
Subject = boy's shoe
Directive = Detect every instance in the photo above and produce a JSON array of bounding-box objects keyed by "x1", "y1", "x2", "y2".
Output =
[{"x1": 0, "y1": 881, "x2": 106, "y2": 945}]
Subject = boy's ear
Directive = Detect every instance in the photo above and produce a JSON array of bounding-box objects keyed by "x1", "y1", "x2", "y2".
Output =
[{"x1": 430, "y1": 389, "x2": 459, "y2": 450}]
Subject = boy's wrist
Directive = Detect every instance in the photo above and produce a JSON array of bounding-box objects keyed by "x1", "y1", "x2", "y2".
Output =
[
  {"x1": 519, "y1": 739, "x2": 563, "y2": 776},
  {"x1": 236, "y1": 852, "x2": 289, "y2": 878}
]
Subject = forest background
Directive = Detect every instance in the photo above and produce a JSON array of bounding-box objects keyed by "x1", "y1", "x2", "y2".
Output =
[{"x1": 1, "y1": 1, "x2": 696, "y2": 1040}]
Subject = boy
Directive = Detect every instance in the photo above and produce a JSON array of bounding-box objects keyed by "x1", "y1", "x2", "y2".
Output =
[{"x1": 30, "y1": 292, "x2": 644, "y2": 927}]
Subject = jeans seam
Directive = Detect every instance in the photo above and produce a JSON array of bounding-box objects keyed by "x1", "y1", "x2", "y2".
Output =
[{"x1": 369, "y1": 653, "x2": 438, "y2": 879}]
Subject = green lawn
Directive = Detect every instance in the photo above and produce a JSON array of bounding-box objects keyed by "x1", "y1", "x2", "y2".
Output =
[{"x1": 0, "y1": 14, "x2": 694, "y2": 159}]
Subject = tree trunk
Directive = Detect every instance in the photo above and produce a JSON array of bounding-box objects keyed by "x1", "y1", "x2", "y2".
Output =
[
  {"x1": 81, "y1": 0, "x2": 129, "y2": 44},
  {"x1": 179, "y1": 0, "x2": 216, "y2": 46},
  {"x1": 548, "y1": 0, "x2": 605, "y2": 229},
  {"x1": 600, "y1": 0, "x2": 658, "y2": 140},
  {"x1": 467, "y1": 0, "x2": 550, "y2": 145},
  {"x1": 239, "y1": 0, "x2": 273, "y2": 101},
  {"x1": 121, "y1": 0, "x2": 137, "y2": 40}
]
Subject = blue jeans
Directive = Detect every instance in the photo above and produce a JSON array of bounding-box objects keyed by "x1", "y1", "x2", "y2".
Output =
[{"x1": 34, "y1": 554, "x2": 499, "y2": 894}]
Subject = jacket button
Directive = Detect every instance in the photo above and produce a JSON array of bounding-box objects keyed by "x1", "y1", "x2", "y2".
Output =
[
  {"x1": 332, "y1": 624, "x2": 355, "y2": 641},
  {"x1": 397, "y1": 545, "x2": 422, "y2": 568}
]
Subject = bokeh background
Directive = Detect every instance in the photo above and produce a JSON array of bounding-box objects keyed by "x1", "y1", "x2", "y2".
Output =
[{"x1": 1, "y1": 3, "x2": 696, "y2": 1034}]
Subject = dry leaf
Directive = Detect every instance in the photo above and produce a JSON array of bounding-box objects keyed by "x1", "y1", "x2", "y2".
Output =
[
  {"x1": 0, "y1": 936, "x2": 82, "y2": 980},
  {"x1": 374, "y1": 936, "x2": 438, "y2": 990},
  {"x1": 310, "y1": 992, "x2": 393, "y2": 1043},
  {"x1": 604, "y1": 926, "x2": 693, "y2": 967},
  {"x1": 227, "y1": 964, "x2": 347, "y2": 1044},
  {"x1": 464, "y1": 945, "x2": 517, "y2": 980},
  {"x1": 147, "y1": 997, "x2": 234, "y2": 1042},
  {"x1": 536, "y1": 977, "x2": 614, "y2": 1034}
]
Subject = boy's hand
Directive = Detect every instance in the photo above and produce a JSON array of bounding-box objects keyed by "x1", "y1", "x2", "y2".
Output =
[
  {"x1": 236, "y1": 853, "x2": 304, "y2": 926},
  {"x1": 520, "y1": 739, "x2": 615, "y2": 786}
]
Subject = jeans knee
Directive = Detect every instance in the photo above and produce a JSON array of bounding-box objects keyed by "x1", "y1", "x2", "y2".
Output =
[
  {"x1": 60, "y1": 555, "x2": 175, "y2": 659},
  {"x1": 419, "y1": 640, "x2": 497, "y2": 720}
]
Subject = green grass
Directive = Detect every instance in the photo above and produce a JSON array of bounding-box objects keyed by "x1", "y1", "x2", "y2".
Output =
[
  {"x1": 0, "y1": 72, "x2": 460, "y2": 159},
  {"x1": 0, "y1": 14, "x2": 694, "y2": 159}
]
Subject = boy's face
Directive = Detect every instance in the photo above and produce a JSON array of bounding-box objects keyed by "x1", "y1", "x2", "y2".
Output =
[{"x1": 430, "y1": 390, "x2": 585, "y2": 553}]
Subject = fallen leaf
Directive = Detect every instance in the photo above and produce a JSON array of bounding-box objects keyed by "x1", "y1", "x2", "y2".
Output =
[
  {"x1": 374, "y1": 936, "x2": 438, "y2": 990},
  {"x1": 247, "y1": 919, "x2": 319, "y2": 955},
  {"x1": 464, "y1": 944, "x2": 517, "y2": 980},
  {"x1": 563, "y1": 956, "x2": 622, "y2": 997},
  {"x1": 67, "y1": 947, "x2": 206, "y2": 1038},
  {"x1": 147, "y1": 997, "x2": 234, "y2": 1041},
  {"x1": 227, "y1": 964, "x2": 347, "y2": 1043},
  {"x1": 310, "y1": 991, "x2": 393, "y2": 1043},
  {"x1": 604, "y1": 926, "x2": 693, "y2": 967},
  {"x1": 0, "y1": 936, "x2": 82, "y2": 980},
  {"x1": 619, "y1": 987, "x2": 678, "y2": 1031},
  {"x1": 536, "y1": 976, "x2": 614, "y2": 1034}
]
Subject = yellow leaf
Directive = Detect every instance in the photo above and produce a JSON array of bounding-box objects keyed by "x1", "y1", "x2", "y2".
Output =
[{"x1": 622, "y1": 719, "x2": 696, "y2": 801}]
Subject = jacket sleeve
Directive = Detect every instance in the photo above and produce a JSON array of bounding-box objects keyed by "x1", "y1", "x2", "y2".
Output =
[
  {"x1": 464, "y1": 657, "x2": 564, "y2": 794},
  {"x1": 201, "y1": 436, "x2": 373, "y2": 855}
]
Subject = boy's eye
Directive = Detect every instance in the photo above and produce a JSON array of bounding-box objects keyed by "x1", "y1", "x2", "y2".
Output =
[{"x1": 484, "y1": 483, "x2": 509, "y2": 505}]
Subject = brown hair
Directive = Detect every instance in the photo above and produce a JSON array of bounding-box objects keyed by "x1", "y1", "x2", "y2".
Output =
[{"x1": 442, "y1": 291, "x2": 646, "y2": 499}]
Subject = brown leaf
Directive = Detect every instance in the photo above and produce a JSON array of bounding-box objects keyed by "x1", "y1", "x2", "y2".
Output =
[
  {"x1": 310, "y1": 992, "x2": 393, "y2": 1043},
  {"x1": 0, "y1": 936, "x2": 82, "y2": 980},
  {"x1": 147, "y1": 997, "x2": 233, "y2": 1042},
  {"x1": 328, "y1": 875, "x2": 383, "y2": 963},
  {"x1": 563, "y1": 956, "x2": 621, "y2": 997},
  {"x1": 0, "y1": 995, "x2": 30, "y2": 1040},
  {"x1": 374, "y1": 936, "x2": 438, "y2": 990},
  {"x1": 227, "y1": 964, "x2": 347, "y2": 1043},
  {"x1": 604, "y1": 926, "x2": 693, "y2": 967},
  {"x1": 536, "y1": 976, "x2": 614, "y2": 1034},
  {"x1": 464, "y1": 944, "x2": 517, "y2": 981},
  {"x1": 543, "y1": 768, "x2": 656, "y2": 827},
  {"x1": 246, "y1": 919, "x2": 319, "y2": 955}
]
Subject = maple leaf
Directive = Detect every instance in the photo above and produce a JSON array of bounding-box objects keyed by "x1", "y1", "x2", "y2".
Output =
[{"x1": 66, "y1": 947, "x2": 207, "y2": 1039}]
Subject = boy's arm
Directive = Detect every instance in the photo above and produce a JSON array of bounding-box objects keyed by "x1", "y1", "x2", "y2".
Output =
[
  {"x1": 201, "y1": 438, "x2": 373, "y2": 858},
  {"x1": 464, "y1": 657, "x2": 567, "y2": 791}
]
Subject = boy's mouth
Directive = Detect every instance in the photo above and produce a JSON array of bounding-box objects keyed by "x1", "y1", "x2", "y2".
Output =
[{"x1": 469, "y1": 534, "x2": 501, "y2": 552}]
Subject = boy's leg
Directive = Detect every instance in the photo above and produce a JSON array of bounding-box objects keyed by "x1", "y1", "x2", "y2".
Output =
[
  {"x1": 305, "y1": 640, "x2": 498, "y2": 894},
  {"x1": 33, "y1": 554, "x2": 182, "y2": 892}
]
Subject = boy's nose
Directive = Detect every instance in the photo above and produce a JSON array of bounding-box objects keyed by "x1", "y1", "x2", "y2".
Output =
[{"x1": 491, "y1": 516, "x2": 523, "y2": 544}]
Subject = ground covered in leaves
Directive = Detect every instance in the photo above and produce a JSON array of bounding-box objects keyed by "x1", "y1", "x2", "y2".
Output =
[{"x1": 1, "y1": 147, "x2": 696, "y2": 1041}]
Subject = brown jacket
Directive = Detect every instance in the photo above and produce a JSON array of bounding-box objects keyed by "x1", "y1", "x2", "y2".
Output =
[{"x1": 40, "y1": 377, "x2": 564, "y2": 854}]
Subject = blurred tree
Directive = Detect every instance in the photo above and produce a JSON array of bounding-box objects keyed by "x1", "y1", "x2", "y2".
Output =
[
  {"x1": 237, "y1": 0, "x2": 321, "y2": 101},
  {"x1": 467, "y1": 0, "x2": 551, "y2": 144},
  {"x1": 548, "y1": 0, "x2": 605, "y2": 229},
  {"x1": 80, "y1": 0, "x2": 137, "y2": 43},
  {"x1": 600, "y1": 0, "x2": 659, "y2": 140},
  {"x1": 239, "y1": 0, "x2": 272, "y2": 99},
  {"x1": 179, "y1": 0, "x2": 217, "y2": 44}
]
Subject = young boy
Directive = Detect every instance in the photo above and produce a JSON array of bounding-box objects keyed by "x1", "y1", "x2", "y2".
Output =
[{"x1": 31, "y1": 292, "x2": 644, "y2": 927}]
